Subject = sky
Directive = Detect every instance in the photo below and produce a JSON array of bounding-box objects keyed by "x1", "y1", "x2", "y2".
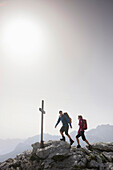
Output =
[{"x1": 0, "y1": 0, "x2": 113, "y2": 139}]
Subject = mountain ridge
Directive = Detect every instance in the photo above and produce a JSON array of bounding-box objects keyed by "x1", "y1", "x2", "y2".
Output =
[
  {"x1": 0, "y1": 124, "x2": 113, "y2": 162},
  {"x1": 0, "y1": 140, "x2": 113, "y2": 169}
]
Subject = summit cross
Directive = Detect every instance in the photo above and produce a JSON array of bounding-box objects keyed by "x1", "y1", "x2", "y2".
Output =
[{"x1": 39, "y1": 100, "x2": 46, "y2": 148}]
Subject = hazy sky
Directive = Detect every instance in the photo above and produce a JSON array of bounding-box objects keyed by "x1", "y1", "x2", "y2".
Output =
[{"x1": 0, "y1": 0, "x2": 113, "y2": 139}]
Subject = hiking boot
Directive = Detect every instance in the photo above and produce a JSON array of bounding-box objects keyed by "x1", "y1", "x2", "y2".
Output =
[
  {"x1": 88, "y1": 144, "x2": 92, "y2": 150},
  {"x1": 70, "y1": 139, "x2": 74, "y2": 145},
  {"x1": 60, "y1": 136, "x2": 65, "y2": 141},
  {"x1": 77, "y1": 144, "x2": 81, "y2": 148}
]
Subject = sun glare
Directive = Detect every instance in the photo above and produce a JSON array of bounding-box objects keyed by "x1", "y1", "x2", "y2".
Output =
[{"x1": 2, "y1": 17, "x2": 47, "y2": 65}]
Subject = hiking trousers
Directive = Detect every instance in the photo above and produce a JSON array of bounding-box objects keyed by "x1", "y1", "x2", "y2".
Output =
[{"x1": 60, "y1": 125, "x2": 69, "y2": 135}]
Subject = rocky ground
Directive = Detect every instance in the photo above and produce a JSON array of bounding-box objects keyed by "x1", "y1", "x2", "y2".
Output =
[{"x1": 0, "y1": 141, "x2": 113, "y2": 170}]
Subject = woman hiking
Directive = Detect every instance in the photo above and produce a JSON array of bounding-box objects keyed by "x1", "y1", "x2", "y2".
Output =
[{"x1": 76, "y1": 115, "x2": 91, "y2": 149}]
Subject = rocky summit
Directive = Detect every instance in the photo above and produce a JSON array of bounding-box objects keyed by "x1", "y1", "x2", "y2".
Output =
[{"x1": 0, "y1": 141, "x2": 113, "y2": 170}]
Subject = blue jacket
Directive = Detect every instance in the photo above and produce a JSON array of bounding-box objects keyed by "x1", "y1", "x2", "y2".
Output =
[{"x1": 55, "y1": 115, "x2": 71, "y2": 127}]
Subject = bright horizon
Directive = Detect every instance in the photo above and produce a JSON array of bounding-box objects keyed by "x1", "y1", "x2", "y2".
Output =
[{"x1": 0, "y1": 0, "x2": 113, "y2": 139}]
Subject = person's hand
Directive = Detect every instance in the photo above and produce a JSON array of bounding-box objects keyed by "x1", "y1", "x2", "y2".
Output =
[{"x1": 70, "y1": 125, "x2": 72, "y2": 128}]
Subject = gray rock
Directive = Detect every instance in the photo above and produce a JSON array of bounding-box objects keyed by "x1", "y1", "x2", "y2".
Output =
[
  {"x1": 105, "y1": 162, "x2": 113, "y2": 170},
  {"x1": 0, "y1": 162, "x2": 7, "y2": 168},
  {"x1": 103, "y1": 152, "x2": 113, "y2": 162},
  {"x1": 36, "y1": 147, "x2": 50, "y2": 159},
  {"x1": 0, "y1": 141, "x2": 113, "y2": 170},
  {"x1": 34, "y1": 141, "x2": 70, "y2": 159},
  {"x1": 88, "y1": 159, "x2": 99, "y2": 168},
  {"x1": 91, "y1": 142, "x2": 113, "y2": 152},
  {"x1": 31, "y1": 142, "x2": 40, "y2": 153}
]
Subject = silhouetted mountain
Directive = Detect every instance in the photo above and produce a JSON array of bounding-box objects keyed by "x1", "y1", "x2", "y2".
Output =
[{"x1": 0, "y1": 124, "x2": 113, "y2": 162}]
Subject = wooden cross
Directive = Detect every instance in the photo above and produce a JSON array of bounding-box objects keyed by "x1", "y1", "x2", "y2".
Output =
[{"x1": 39, "y1": 100, "x2": 45, "y2": 148}]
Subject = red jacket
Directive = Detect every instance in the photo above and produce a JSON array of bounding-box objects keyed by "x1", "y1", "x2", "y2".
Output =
[{"x1": 78, "y1": 118, "x2": 84, "y2": 134}]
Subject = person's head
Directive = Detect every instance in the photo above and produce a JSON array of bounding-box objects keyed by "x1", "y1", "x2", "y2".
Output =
[
  {"x1": 78, "y1": 115, "x2": 83, "y2": 120},
  {"x1": 59, "y1": 110, "x2": 63, "y2": 116}
]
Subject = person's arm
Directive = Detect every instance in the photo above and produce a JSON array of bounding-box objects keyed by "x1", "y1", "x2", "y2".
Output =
[
  {"x1": 64, "y1": 115, "x2": 72, "y2": 127},
  {"x1": 55, "y1": 117, "x2": 60, "y2": 128}
]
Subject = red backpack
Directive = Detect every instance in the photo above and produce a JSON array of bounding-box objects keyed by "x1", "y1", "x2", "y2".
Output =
[{"x1": 82, "y1": 119, "x2": 87, "y2": 130}]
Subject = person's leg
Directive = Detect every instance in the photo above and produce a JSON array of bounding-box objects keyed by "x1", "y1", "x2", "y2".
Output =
[
  {"x1": 85, "y1": 139, "x2": 90, "y2": 145},
  {"x1": 81, "y1": 131, "x2": 91, "y2": 146},
  {"x1": 76, "y1": 134, "x2": 81, "y2": 148},
  {"x1": 67, "y1": 134, "x2": 71, "y2": 139},
  {"x1": 76, "y1": 136, "x2": 80, "y2": 145},
  {"x1": 65, "y1": 126, "x2": 70, "y2": 138},
  {"x1": 60, "y1": 130, "x2": 64, "y2": 137},
  {"x1": 67, "y1": 134, "x2": 74, "y2": 145},
  {"x1": 81, "y1": 131, "x2": 86, "y2": 143},
  {"x1": 84, "y1": 137, "x2": 92, "y2": 149},
  {"x1": 65, "y1": 126, "x2": 74, "y2": 145},
  {"x1": 60, "y1": 126, "x2": 65, "y2": 141}
]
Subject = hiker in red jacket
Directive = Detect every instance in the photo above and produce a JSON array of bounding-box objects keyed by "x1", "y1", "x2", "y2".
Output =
[{"x1": 76, "y1": 115, "x2": 91, "y2": 148}]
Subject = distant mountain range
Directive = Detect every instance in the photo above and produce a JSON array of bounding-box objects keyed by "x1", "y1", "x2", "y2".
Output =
[
  {"x1": 0, "y1": 124, "x2": 113, "y2": 162},
  {"x1": 0, "y1": 134, "x2": 59, "y2": 162},
  {"x1": 0, "y1": 138, "x2": 24, "y2": 155},
  {"x1": 71, "y1": 124, "x2": 113, "y2": 146}
]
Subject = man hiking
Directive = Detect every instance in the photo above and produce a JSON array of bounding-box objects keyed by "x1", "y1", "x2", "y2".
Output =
[
  {"x1": 76, "y1": 115, "x2": 91, "y2": 148},
  {"x1": 55, "y1": 110, "x2": 74, "y2": 145}
]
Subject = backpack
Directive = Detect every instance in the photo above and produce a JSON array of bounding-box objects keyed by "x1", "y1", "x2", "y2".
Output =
[
  {"x1": 82, "y1": 119, "x2": 87, "y2": 130},
  {"x1": 64, "y1": 112, "x2": 72, "y2": 123}
]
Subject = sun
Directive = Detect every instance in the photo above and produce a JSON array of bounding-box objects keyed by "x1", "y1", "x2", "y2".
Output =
[{"x1": 2, "y1": 17, "x2": 47, "y2": 65}]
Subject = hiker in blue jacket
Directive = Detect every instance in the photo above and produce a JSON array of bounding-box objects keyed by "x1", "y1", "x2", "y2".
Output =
[{"x1": 55, "y1": 110, "x2": 74, "y2": 145}]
